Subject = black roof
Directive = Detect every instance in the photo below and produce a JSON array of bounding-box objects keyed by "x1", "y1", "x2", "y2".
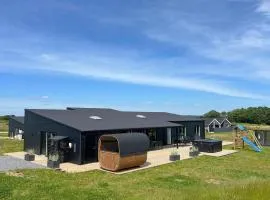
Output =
[
  {"x1": 203, "y1": 118, "x2": 216, "y2": 126},
  {"x1": 216, "y1": 118, "x2": 225, "y2": 123},
  {"x1": 128, "y1": 112, "x2": 202, "y2": 122},
  {"x1": 9, "y1": 116, "x2": 24, "y2": 124},
  {"x1": 100, "y1": 133, "x2": 149, "y2": 156},
  {"x1": 65, "y1": 108, "x2": 202, "y2": 121},
  {"x1": 66, "y1": 107, "x2": 120, "y2": 112},
  {"x1": 26, "y1": 108, "x2": 203, "y2": 132},
  {"x1": 27, "y1": 109, "x2": 181, "y2": 132}
]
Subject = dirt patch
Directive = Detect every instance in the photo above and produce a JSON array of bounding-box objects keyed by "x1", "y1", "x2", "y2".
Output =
[{"x1": 6, "y1": 171, "x2": 24, "y2": 177}]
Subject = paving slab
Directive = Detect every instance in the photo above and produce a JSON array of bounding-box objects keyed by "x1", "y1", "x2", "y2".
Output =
[
  {"x1": 5, "y1": 152, "x2": 48, "y2": 166},
  {"x1": 106, "y1": 146, "x2": 193, "y2": 174},
  {"x1": 222, "y1": 141, "x2": 234, "y2": 146},
  {"x1": 201, "y1": 150, "x2": 238, "y2": 157},
  {"x1": 0, "y1": 156, "x2": 46, "y2": 172}
]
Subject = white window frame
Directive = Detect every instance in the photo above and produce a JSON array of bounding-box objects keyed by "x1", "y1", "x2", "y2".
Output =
[{"x1": 209, "y1": 119, "x2": 221, "y2": 128}]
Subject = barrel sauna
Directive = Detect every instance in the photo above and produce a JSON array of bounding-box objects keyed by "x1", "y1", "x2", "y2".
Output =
[{"x1": 98, "y1": 133, "x2": 149, "y2": 172}]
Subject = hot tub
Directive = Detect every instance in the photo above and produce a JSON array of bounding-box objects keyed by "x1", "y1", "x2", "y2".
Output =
[{"x1": 193, "y1": 139, "x2": 222, "y2": 153}]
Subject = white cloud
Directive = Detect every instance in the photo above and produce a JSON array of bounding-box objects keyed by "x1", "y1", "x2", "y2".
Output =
[
  {"x1": 40, "y1": 54, "x2": 57, "y2": 61},
  {"x1": 41, "y1": 95, "x2": 49, "y2": 99},
  {"x1": 135, "y1": 1, "x2": 270, "y2": 84},
  {"x1": 0, "y1": 97, "x2": 124, "y2": 115},
  {"x1": 1, "y1": 42, "x2": 269, "y2": 101},
  {"x1": 1, "y1": 0, "x2": 270, "y2": 102},
  {"x1": 257, "y1": 0, "x2": 270, "y2": 15},
  {"x1": 13, "y1": 52, "x2": 266, "y2": 100},
  {"x1": 238, "y1": 30, "x2": 267, "y2": 48}
]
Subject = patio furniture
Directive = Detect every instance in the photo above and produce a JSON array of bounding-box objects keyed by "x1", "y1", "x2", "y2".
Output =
[{"x1": 174, "y1": 136, "x2": 191, "y2": 147}]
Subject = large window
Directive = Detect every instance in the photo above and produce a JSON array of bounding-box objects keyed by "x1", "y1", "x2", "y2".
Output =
[{"x1": 177, "y1": 126, "x2": 187, "y2": 140}]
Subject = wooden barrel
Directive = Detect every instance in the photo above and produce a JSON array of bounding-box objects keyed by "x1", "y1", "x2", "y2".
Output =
[{"x1": 98, "y1": 133, "x2": 149, "y2": 171}]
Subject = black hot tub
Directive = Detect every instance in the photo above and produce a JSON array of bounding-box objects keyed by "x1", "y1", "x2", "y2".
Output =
[{"x1": 193, "y1": 139, "x2": 222, "y2": 153}]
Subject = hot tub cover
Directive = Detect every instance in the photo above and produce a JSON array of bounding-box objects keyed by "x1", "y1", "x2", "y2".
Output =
[
  {"x1": 194, "y1": 139, "x2": 222, "y2": 143},
  {"x1": 100, "y1": 133, "x2": 149, "y2": 156}
]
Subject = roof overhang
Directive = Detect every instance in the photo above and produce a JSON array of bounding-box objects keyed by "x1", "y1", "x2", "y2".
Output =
[{"x1": 50, "y1": 136, "x2": 69, "y2": 141}]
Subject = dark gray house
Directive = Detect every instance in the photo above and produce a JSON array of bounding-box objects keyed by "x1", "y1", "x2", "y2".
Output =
[
  {"x1": 8, "y1": 116, "x2": 24, "y2": 138},
  {"x1": 24, "y1": 108, "x2": 205, "y2": 164},
  {"x1": 204, "y1": 117, "x2": 232, "y2": 132}
]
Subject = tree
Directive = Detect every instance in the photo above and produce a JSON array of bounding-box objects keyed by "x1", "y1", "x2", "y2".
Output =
[
  {"x1": 220, "y1": 111, "x2": 227, "y2": 117},
  {"x1": 0, "y1": 115, "x2": 9, "y2": 121},
  {"x1": 203, "y1": 110, "x2": 220, "y2": 118},
  {"x1": 227, "y1": 107, "x2": 270, "y2": 125}
]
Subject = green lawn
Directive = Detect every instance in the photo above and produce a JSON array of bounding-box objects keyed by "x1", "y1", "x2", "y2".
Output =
[
  {"x1": 0, "y1": 119, "x2": 23, "y2": 155},
  {"x1": 0, "y1": 133, "x2": 7, "y2": 137},
  {"x1": 0, "y1": 139, "x2": 23, "y2": 155},
  {"x1": 0, "y1": 119, "x2": 8, "y2": 137},
  {"x1": 206, "y1": 132, "x2": 233, "y2": 142},
  {"x1": 1, "y1": 132, "x2": 270, "y2": 200},
  {"x1": 0, "y1": 119, "x2": 8, "y2": 133},
  {"x1": 0, "y1": 132, "x2": 8, "y2": 137}
]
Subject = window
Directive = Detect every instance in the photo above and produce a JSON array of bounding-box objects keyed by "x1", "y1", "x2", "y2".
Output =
[
  {"x1": 73, "y1": 143, "x2": 76, "y2": 153},
  {"x1": 101, "y1": 141, "x2": 119, "y2": 152},
  {"x1": 136, "y1": 114, "x2": 146, "y2": 119},
  {"x1": 177, "y1": 126, "x2": 187, "y2": 140},
  {"x1": 180, "y1": 126, "x2": 187, "y2": 136},
  {"x1": 195, "y1": 125, "x2": 201, "y2": 136},
  {"x1": 89, "y1": 116, "x2": 102, "y2": 120}
]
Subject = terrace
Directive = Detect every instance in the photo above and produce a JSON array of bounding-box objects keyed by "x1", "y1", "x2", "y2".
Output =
[{"x1": 5, "y1": 141, "x2": 235, "y2": 174}]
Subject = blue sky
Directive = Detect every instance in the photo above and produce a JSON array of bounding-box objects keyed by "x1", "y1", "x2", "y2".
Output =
[{"x1": 1, "y1": 0, "x2": 270, "y2": 115}]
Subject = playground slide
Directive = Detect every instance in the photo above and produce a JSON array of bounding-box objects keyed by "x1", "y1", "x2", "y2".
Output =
[
  {"x1": 237, "y1": 124, "x2": 246, "y2": 131},
  {"x1": 242, "y1": 136, "x2": 262, "y2": 152}
]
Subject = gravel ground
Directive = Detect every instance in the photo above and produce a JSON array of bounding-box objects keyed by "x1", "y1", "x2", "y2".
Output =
[{"x1": 0, "y1": 156, "x2": 46, "y2": 172}]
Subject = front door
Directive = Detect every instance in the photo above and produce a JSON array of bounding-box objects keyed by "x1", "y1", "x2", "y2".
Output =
[
  {"x1": 84, "y1": 135, "x2": 99, "y2": 162},
  {"x1": 40, "y1": 132, "x2": 56, "y2": 156}
]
